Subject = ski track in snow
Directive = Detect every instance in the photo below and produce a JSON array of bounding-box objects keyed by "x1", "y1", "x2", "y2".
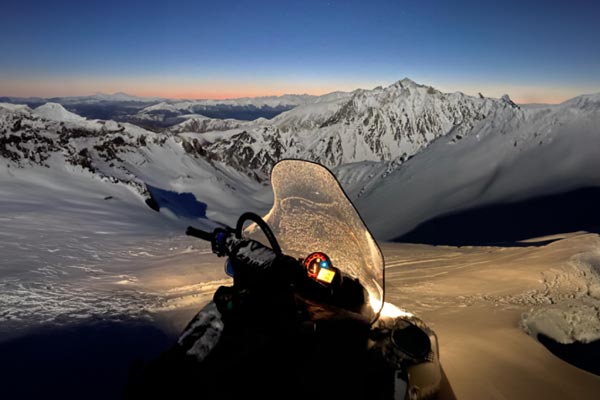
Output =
[
  {"x1": 0, "y1": 229, "x2": 229, "y2": 336},
  {"x1": 0, "y1": 269, "x2": 229, "y2": 336},
  {"x1": 382, "y1": 238, "x2": 600, "y2": 345}
]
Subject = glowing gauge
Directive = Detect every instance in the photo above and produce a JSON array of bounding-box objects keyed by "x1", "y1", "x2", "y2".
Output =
[
  {"x1": 303, "y1": 252, "x2": 337, "y2": 285},
  {"x1": 316, "y1": 268, "x2": 336, "y2": 283}
]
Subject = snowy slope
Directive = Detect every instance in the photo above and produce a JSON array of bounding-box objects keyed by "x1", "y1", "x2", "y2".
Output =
[
  {"x1": 270, "y1": 90, "x2": 354, "y2": 129},
  {"x1": 33, "y1": 102, "x2": 86, "y2": 122},
  {"x1": 167, "y1": 115, "x2": 248, "y2": 134},
  {"x1": 4, "y1": 79, "x2": 523, "y2": 188},
  {"x1": 0, "y1": 102, "x2": 270, "y2": 225},
  {"x1": 7, "y1": 79, "x2": 598, "y2": 235},
  {"x1": 0, "y1": 103, "x2": 32, "y2": 113},
  {"x1": 0, "y1": 101, "x2": 275, "y2": 332},
  {"x1": 357, "y1": 93, "x2": 600, "y2": 240},
  {"x1": 181, "y1": 79, "x2": 510, "y2": 180},
  {"x1": 4, "y1": 83, "x2": 600, "y2": 238}
]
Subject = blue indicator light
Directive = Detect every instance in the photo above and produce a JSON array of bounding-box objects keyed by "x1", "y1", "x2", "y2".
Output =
[{"x1": 321, "y1": 261, "x2": 328, "y2": 268}]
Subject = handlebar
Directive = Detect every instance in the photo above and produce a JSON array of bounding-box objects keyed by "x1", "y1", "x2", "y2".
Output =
[
  {"x1": 187, "y1": 225, "x2": 234, "y2": 257},
  {"x1": 186, "y1": 226, "x2": 214, "y2": 241},
  {"x1": 187, "y1": 212, "x2": 282, "y2": 257}
]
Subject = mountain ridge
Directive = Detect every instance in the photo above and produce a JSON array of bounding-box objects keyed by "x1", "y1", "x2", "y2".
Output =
[{"x1": 2, "y1": 79, "x2": 599, "y2": 238}]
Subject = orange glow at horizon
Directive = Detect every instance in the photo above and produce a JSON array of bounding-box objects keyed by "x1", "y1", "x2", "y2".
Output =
[
  {"x1": 0, "y1": 75, "x2": 357, "y2": 100},
  {"x1": 0, "y1": 75, "x2": 595, "y2": 104}
]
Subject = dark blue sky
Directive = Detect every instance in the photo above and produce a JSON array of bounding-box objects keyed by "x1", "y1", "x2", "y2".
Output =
[{"x1": 1, "y1": 0, "x2": 598, "y2": 102}]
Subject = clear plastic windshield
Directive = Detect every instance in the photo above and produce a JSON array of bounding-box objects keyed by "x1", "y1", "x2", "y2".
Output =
[{"x1": 248, "y1": 160, "x2": 384, "y2": 320}]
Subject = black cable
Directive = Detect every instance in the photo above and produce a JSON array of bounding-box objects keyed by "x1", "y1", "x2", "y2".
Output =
[{"x1": 235, "y1": 212, "x2": 282, "y2": 256}]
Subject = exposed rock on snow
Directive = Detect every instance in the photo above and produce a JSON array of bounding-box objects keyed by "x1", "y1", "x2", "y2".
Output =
[
  {"x1": 178, "y1": 78, "x2": 509, "y2": 180},
  {"x1": 0, "y1": 103, "x2": 269, "y2": 225},
  {"x1": 167, "y1": 115, "x2": 247, "y2": 134}
]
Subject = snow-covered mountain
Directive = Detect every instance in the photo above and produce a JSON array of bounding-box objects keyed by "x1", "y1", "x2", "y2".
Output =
[
  {"x1": 3, "y1": 80, "x2": 600, "y2": 400},
  {"x1": 0, "y1": 102, "x2": 269, "y2": 225},
  {"x1": 186, "y1": 79, "x2": 509, "y2": 180},
  {"x1": 133, "y1": 94, "x2": 316, "y2": 123},
  {"x1": 84, "y1": 92, "x2": 165, "y2": 102},
  {"x1": 0, "y1": 93, "x2": 167, "y2": 123},
  {"x1": 0, "y1": 93, "x2": 313, "y2": 126},
  {"x1": 52, "y1": 92, "x2": 166, "y2": 103},
  {"x1": 139, "y1": 94, "x2": 315, "y2": 112},
  {"x1": 356, "y1": 93, "x2": 600, "y2": 239},
  {"x1": 2, "y1": 80, "x2": 599, "y2": 241},
  {"x1": 0, "y1": 92, "x2": 164, "y2": 105},
  {"x1": 32, "y1": 102, "x2": 87, "y2": 122},
  {"x1": 166, "y1": 115, "x2": 248, "y2": 134}
]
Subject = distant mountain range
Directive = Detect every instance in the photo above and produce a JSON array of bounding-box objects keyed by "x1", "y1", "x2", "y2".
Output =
[
  {"x1": 0, "y1": 92, "x2": 317, "y2": 128},
  {"x1": 1, "y1": 79, "x2": 599, "y2": 241},
  {"x1": 0, "y1": 92, "x2": 163, "y2": 105}
]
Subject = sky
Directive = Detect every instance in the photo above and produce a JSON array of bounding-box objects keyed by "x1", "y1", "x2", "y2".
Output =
[{"x1": 0, "y1": 0, "x2": 599, "y2": 103}]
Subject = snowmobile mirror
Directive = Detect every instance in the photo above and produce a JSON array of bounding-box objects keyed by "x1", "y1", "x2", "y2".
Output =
[{"x1": 224, "y1": 259, "x2": 235, "y2": 277}]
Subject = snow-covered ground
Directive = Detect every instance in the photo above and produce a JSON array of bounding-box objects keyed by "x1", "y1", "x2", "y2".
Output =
[
  {"x1": 0, "y1": 164, "x2": 222, "y2": 337},
  {"x1": 2, "y1": 80, "x2": 600, "y2": 398},
  {"x1": 1, "y1": 161, "x2": 600, "y2": 398},
  {"x1": 383, "y1": 234, "x2": 600, "y2": 399}
]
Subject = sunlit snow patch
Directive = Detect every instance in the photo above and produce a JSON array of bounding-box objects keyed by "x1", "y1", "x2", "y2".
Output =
[
  {"x1": 521, "y1": 250, "x2": 600, "y2": 344},
  {"x1": 370, "y1": 297, "x2": 414, "y2": 318}
]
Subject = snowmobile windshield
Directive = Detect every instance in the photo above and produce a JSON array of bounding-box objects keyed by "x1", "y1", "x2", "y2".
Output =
[{"x1": 247, "y1": 160, "x2": 384, "y2": 322}]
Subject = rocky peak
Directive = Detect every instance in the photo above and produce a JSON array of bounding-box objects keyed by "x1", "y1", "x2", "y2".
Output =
[
  {"x1": 394, "y1": 78, "x2": 420, "y2": 88},
  {"x1": 501, "y1": 94, "x2": 520, "y2": 109}
]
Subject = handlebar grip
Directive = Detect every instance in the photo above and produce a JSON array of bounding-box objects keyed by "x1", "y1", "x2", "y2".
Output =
[{"x1": 186, "y1": 226, "x2": 214, "y2": 241}]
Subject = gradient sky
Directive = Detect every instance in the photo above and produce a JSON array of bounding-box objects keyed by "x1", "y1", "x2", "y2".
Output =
[{"x1": 1, "y1": 0, "x2": 599, "y2": 103}]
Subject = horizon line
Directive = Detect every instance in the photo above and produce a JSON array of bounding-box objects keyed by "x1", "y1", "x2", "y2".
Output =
[{"x1": 1, "y1": 79, "x2": 597, "y2": 105}]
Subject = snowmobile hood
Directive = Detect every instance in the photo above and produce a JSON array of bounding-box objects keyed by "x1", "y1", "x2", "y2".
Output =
[{"x1": 247, "y1": 159, "x2": 385, "y2": 321}]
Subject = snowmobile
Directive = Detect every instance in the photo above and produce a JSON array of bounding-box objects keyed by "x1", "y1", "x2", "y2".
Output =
[{"x1": 126, "y1": 160, "x2": 443, "y2": 400}]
